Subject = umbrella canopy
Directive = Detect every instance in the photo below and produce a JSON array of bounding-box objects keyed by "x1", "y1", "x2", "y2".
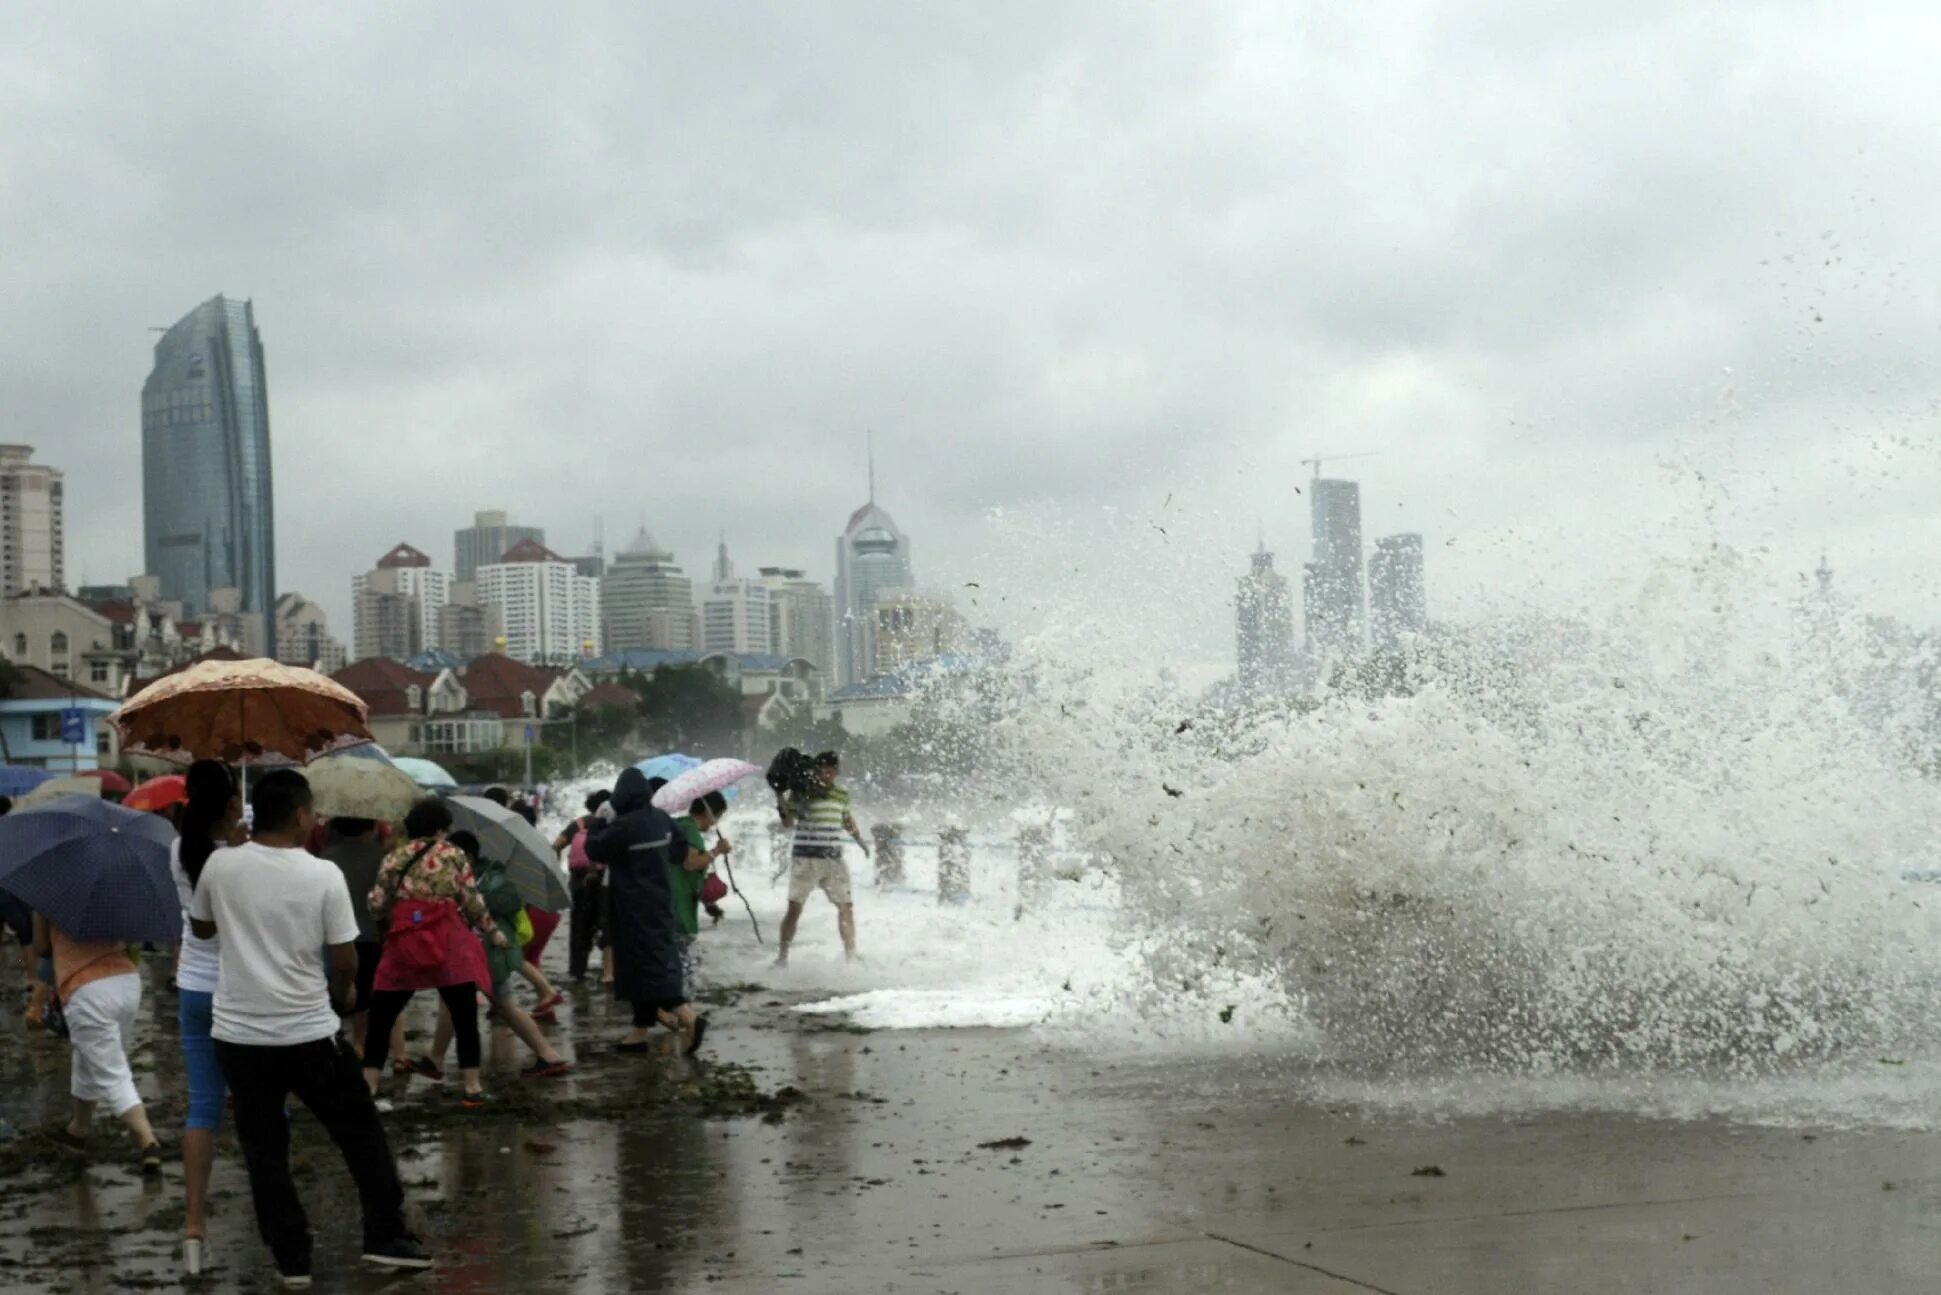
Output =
[
  {"x1": 0, "y1": 767, "x2": 56, "y2": 798},
  {"x1": 75, "y1": 769, "x2": 133, "y2": 795},
  {"x1": 111, "y1": 657, "x2": 373, "y2": 765},
  {"x1": 19, "y1": 777, "x2": 106, "y2": 809},
  {"x1": 392, "y1": 756, "x2": 458, "y2": 790},
  {"x1": 0, "y1": 796, "x2": 181, "y2": 942},
  {"x1": 123, "y1": 774, "x2": 189, "y2": 813},
  {"x1": 650, "y1": 759, "x2": 763, "y2": 813},
  {"x1": 305, "y1": 756, "x2": 422, "y2": 823},
  {"x1": 633, "y1": 753, "x2": 701, "y2": 784},
  {"x1": 445, "y1": 795, "x2": 568, "y2": 911}
]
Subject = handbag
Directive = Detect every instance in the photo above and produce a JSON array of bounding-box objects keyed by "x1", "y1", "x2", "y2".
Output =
[
  {"x1": 512, "y1": 907, "x2": 535, "y2": 946},
  {"x1": 700, "y1": 873, "x2": 728, "y2": 906},
  {"x1": 385, "y1": 900, "x2": 456, "y2": 979}
]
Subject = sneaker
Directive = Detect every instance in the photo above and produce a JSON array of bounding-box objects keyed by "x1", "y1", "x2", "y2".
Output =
[
  {"x1": 373, "y1": 1098, "x2": 396, "y2": 1114},
  {"x1": 409, "y1": 1056, "x2": 446, "y2": 1082},
  {"x1": 460, "y1": 1090, "x2": 493, "y2": 1109},
  {"x1": 278, "y1": 1269, "x2": 312, "y2": 1289},
  {"x1": 362, "y1": 1235, "x2": 434, "y2": 1270},
  {"x1": 531, "y1": 992, "x2": 565, "y2": 1020},
  {"x1": 520, "y1": 1057, "x2": 570, "y2": 1080}
]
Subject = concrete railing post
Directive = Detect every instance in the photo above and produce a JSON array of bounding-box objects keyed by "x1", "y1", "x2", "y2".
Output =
[
  {"x1": 937, "y1": 826, "x2": 971, "y2": 905},
  {"x1": 872, "y1": 822, "x2": 905, "y2": 886}
]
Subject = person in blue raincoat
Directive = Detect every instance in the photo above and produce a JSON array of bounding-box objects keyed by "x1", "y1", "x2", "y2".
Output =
[{"x1": 585, "y1": 768, "x2": 708, "y2": 1055}]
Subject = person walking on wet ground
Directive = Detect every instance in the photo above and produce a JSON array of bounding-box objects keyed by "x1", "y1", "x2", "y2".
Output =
[
  {"x1": 171, "y1": 760, "x2": 247, "y2": 1274},
  {"x1": 361, "y1": 798, "x2": 507, "y2": 1107},
  {"x1": 34, "y1": 911, "x2": 164, "y2": 1171},
  {"x1": 318, "y1": 816, "x2": 405, "y2": 1066},
  {"x1": 673, "y1": 792, "x2": 733, "y2": 963},
  {"x1": 555, "y1": 789, "x2": 611, "y2": 982},
  {"x1": 188, "y1": 770, "x2": 429, "y2": 1286},
  {"x1": 420, "y1": 829, "x2": 571, "y2": 1080},
  {"x1": 585, "y1": 768, "x2": 709, "y2": 1056},
  {"x1": 776, "y1": 752, "x2": 869, "y2": 966}
]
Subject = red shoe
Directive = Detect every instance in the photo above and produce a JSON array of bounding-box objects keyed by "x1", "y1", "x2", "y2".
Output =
[
  {"x1": 531, "y1": 993, "x2": 565, "y2": 1020},
  {"x1": 520, "y1": 1058, "x2": 570, "y2": 1079},
  {"x1": 409, "y1": 1056, "x2": 446, "y2": 1082}
]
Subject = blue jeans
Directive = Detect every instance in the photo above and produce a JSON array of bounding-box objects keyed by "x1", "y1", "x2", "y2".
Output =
[{"x1": 179, "y1": 990, "x2": 226, "y2": 1132}]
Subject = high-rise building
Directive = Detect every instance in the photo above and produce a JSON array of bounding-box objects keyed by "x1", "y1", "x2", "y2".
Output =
[
  {"x1": 1369, "y1": 533, "x2": 1428, "y2": 651},
  {"x1": 601, "y1": 529, "x2": 698, "y2": 653},
  {"x1": 475, "y1": 539, "x2": 601, "y2": 665},
  {"x1": 759, "y1": 567, "x2": 835, "y2": 675},
  {"x1": 352, "y1": 543, "x2": 453, "y2": 662},
  {"x1": 454, "y1": 510, "x2": 544, "y2": 584},
  {"x1": 272, "y1": 593, "x2": 347, "y2": 673},
  {"x1": 1302, "y1": 477, "x2": 1365, "y2": 655},
  {"x1": 870, "y1": 591, "x2": 963, "y2": 675},
  {"x1": 438, "y1": 582, "x2": 504, "y2": 661},
  {"x1": 141, "y1": 295, "x2": 275, "y2": 654},
  {"x1": 835, "y1": 503, "x2": 913, "y2": 684},
  {"x1": 700, "y1": 539, "x2": 773, "y2": 655},
  {"x1": 1235, "y1": 542, "x2": 1294, "y2": 690},
  {"x1": 0, "y1": 445, "x2": 64, "y2": 597}
]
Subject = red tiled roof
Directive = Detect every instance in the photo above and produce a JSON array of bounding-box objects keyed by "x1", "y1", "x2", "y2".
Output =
[
  {"x1": 126, "y1": 646, "x2": 252, "y2": 698},
  {"x1": 91, "y1": 600, "x2": 136, "y2": 625},
  {"x1": 177, "y1": 621, "x2": 203, "y2": 637},
  {"x1": 454, "y1": 652, "x2": 558, "y2": 719},
  {"x1": 330, "y1": 658, "x2": 436, "y2": 718},
  {"x1": 377, "y1": 542, "x2": 433, "y2": 570},
  {"x1": 578, "y1": 682, "x2": 636, "y2": 712},
  {"x1": 2, "y1": 664, "x2": 114, "y2": 703},
  {"x1": 497, "y1": 538, "x2": 567, "y2": 565}
]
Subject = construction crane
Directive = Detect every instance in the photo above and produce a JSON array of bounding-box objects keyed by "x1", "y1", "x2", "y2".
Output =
[{"x1": 1300, "y1": 451, "x2": 1380, "y2": 481}]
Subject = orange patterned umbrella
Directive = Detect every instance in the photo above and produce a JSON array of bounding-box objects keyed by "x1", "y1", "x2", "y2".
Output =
[{"x1": 111, "y1": 657, "x2": 373, "y2": 765}]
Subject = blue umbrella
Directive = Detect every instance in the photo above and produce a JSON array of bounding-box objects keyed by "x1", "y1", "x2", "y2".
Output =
[
  {"x1": 0, "y1": 767, "x2": 56, "y2": 798},
  {"x1": 633, "y1": 753, "x2": 701, "y2": 784},
  {"x1": 0, "y1": 796, "x2": 181, "y2": 942}
]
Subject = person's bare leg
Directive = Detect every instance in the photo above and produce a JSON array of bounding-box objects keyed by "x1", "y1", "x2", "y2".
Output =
[
  {"x1": 517, "y1": 958, "x2": 558, "y2": 1002},
  {"x1": 66, "y1": 1097, "x2": 96, "y2": 1138},
  {"x1": 776, "y1": 901, "x2": 805, "y2": 964},
  {"x1": 600, "y1": 945, "x2": 614, "y2": 985},
  {"x1": 498, "y1": 998, "x2": 564, "y2": 1065},
  {"x1": 349, "y1": 1010, "x2": 368, "y2": 1057},
  {"x1": 837, "y1": 903, "x2": 857, "y2": 961},
  {"x1": 116, "y1": 1104, "x2": 157, "y2": 1148},
  {"x1": 183, "y1": 1127, "x2": 213, "y2": 1239},
  {"x1": 461, "y1": 1065, "x2": 483, "y2": 1096},
  {"x1": 390, "y1": 1016, "x2": 407, "y2": 1066}
]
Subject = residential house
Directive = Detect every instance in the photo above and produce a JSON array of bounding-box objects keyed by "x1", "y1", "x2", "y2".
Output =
[{"x1": 0, "y1": 665, "x2": 120, "y2": 771}]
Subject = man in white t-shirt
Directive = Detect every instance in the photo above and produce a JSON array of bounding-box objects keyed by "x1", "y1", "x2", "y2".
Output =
[{"x1": 190, "y1": 769, "x2": 430, "y2": 1289}]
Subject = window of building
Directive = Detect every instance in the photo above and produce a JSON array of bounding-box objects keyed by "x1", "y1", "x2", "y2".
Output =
[
  {"x1": 10, "y1": 633, "x2": 23, "y2": 656},
  {"x1": 520, "y1": 691, "x2": 536, "y2": 716},
  {"x1": 50, "y1": 662, "x2": 68, "y2": 679},
  {"x1": 89, "y1": 661, "x2": 110, "y2": 685},
  {"x1": 406, "y1": 685, "x2": 422, "y2": 711},
  {"x1": 50, "y1": 632, "x2": 68, "y2": 654},
  {"x1": 31, "y1": 714, "x2": 60, "y2": 741}
]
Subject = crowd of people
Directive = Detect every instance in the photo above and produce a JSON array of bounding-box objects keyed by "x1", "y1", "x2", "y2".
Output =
[{"x1": 1, "y1": 749, "x2": 867, "y2": 1288}]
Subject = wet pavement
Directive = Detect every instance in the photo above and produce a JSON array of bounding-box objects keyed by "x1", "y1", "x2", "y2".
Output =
[{"x1": 4, "y1": 963, "x2": 1941, "y2": 1292}]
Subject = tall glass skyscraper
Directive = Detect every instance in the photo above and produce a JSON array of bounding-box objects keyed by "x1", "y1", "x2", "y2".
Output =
[
  {"x1": 834, "y1": 502, "x2": 913, "y2": 685},
  {"x1": 141, "y1": 295, "x2": 275, "y2": 653},
  {"x1": 1302, "y1": 477, "x2": 1365, "y2": 655}
]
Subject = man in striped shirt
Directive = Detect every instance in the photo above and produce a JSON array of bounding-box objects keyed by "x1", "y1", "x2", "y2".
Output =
[{"x1": 776, "y1": 751, "x2": 869, "y2": 965}]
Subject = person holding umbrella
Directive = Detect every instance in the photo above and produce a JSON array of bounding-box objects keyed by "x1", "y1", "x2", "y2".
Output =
[
  {"x1": 361, "y1": 798, "x2": 506, "y2": 1107},
  {"x1": 34, "y1": 910, "x2": 164, "y2": 1170},
  {"x1": 171, "y1": 760, "x2": 246, "y2": 1275}
]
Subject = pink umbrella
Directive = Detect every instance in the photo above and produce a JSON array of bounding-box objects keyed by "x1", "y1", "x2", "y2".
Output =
[{"x1": 650, "y1": 759, "x2": 762, "y2": 813}]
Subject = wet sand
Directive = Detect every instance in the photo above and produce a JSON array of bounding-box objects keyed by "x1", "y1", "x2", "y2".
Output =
[{"x1": 4, "y1": 964, "x2": 1940, "y2": 1293}]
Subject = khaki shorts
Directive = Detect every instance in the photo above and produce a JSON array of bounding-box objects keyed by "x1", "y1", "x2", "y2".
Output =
[{"x1": 788, "y1": 854, "x2": 853, "y2": 906}]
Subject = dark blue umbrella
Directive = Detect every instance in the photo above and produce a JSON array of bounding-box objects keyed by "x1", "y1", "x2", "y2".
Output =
[
  {"x1": 0, "y1": 766, "x2": 56, "y2": 798},
  {"x1": 0, "y1": 795, "x2": 180, "y2": 943}
]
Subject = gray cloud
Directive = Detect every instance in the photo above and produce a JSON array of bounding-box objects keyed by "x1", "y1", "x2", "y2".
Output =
[{"x1": 4, "y1": 1, "x2": 1938, "y2": 644}]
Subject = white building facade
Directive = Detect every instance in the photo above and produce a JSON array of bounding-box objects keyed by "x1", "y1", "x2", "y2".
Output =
[
  {"x1": 0, "y1": 445, "x2": 64, "y2": 598},
  {"x1": 475, "y1": 539, "x2": 601, "y2": 665}
]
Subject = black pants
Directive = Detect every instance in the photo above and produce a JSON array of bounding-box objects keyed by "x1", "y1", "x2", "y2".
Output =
[
  {"x1": 363, "y1": 984, "x2": 480, "y2": 1072},
  {"x1": 568, "y1": 871, "x2": 605, "y2": 979},
  {"x1": 213, "y1": 1035, "x2": 408, "y2": 1272}
]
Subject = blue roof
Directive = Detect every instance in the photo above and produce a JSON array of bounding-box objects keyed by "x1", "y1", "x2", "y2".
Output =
[
  {"x1": 829, "y1": 676, "x2": 912, "y2": 702},
  {"x1": 582, "y1": 650, "x2": 803, "y2": 674},
  {"x1": 406, "y1": 650, "x2": 468, "y2": 673}
]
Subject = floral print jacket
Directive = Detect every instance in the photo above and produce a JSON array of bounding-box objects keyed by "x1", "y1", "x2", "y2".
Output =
[{"x1": 368, "y1": 838, "x2": 498, "y2": 937}]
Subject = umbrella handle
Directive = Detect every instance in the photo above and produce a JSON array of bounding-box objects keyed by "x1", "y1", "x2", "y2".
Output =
[{"x1": 718, "y1": 853, "x2": 763, "y2": 946}]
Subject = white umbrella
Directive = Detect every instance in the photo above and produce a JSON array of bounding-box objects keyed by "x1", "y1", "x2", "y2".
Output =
[
  {"x1": 392, "y1": 756, "x2": 458, "y2": 789},
  {"x1": 18, "y1": 777, "x2": 106, "y2": 809},
  {"x1": 649, "y1": 759, "x2": 762, "y2": 813},
  {"x1": 444, "y1": 795, "x2": 568, "y2": 911},
  {"x1": 305, "y1": 757, "x2": 423, "y2": 823}
]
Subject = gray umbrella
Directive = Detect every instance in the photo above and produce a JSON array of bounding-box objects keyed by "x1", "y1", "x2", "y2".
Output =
[{"x1": 444, "y1": 795, "x2": 569, "y2": 911}]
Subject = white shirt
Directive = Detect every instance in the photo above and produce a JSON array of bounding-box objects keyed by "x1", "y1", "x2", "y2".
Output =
[
  {"x1": 189, "y1": 841, "x2": 359, "y2": 1047},
  {"x1": 170, "y1": 840, "x2": 222, "y2": 995}
]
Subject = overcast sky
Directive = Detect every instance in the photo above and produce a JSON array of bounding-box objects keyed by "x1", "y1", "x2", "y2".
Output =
[{"x1": 5, "y1": 2, "x2": 1938, "y2": 658}]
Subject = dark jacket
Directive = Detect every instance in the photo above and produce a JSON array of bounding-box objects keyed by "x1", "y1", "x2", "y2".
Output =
[{"x1": 585, "y1": 768, "x2": 688, "y2": 1005}]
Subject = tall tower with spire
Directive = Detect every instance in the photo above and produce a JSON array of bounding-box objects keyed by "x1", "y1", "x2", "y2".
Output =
[
  {"x1": 1236, "y1": 540, "x2": 1294, "y2": 691},
  {"x1": 835, "y1": 434, "x2": 913, "y2": 684},
  {"x1": 700, "y1": 534, "x2": 773, "y2": 655}
]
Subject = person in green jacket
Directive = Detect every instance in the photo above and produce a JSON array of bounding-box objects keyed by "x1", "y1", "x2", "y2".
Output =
[
  {"x1": 671, "y1": 793, "x2": 732, "y2": 947},
  {"x1": 419, "y1": 832, "x2": 571, "y2": 1082}
]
